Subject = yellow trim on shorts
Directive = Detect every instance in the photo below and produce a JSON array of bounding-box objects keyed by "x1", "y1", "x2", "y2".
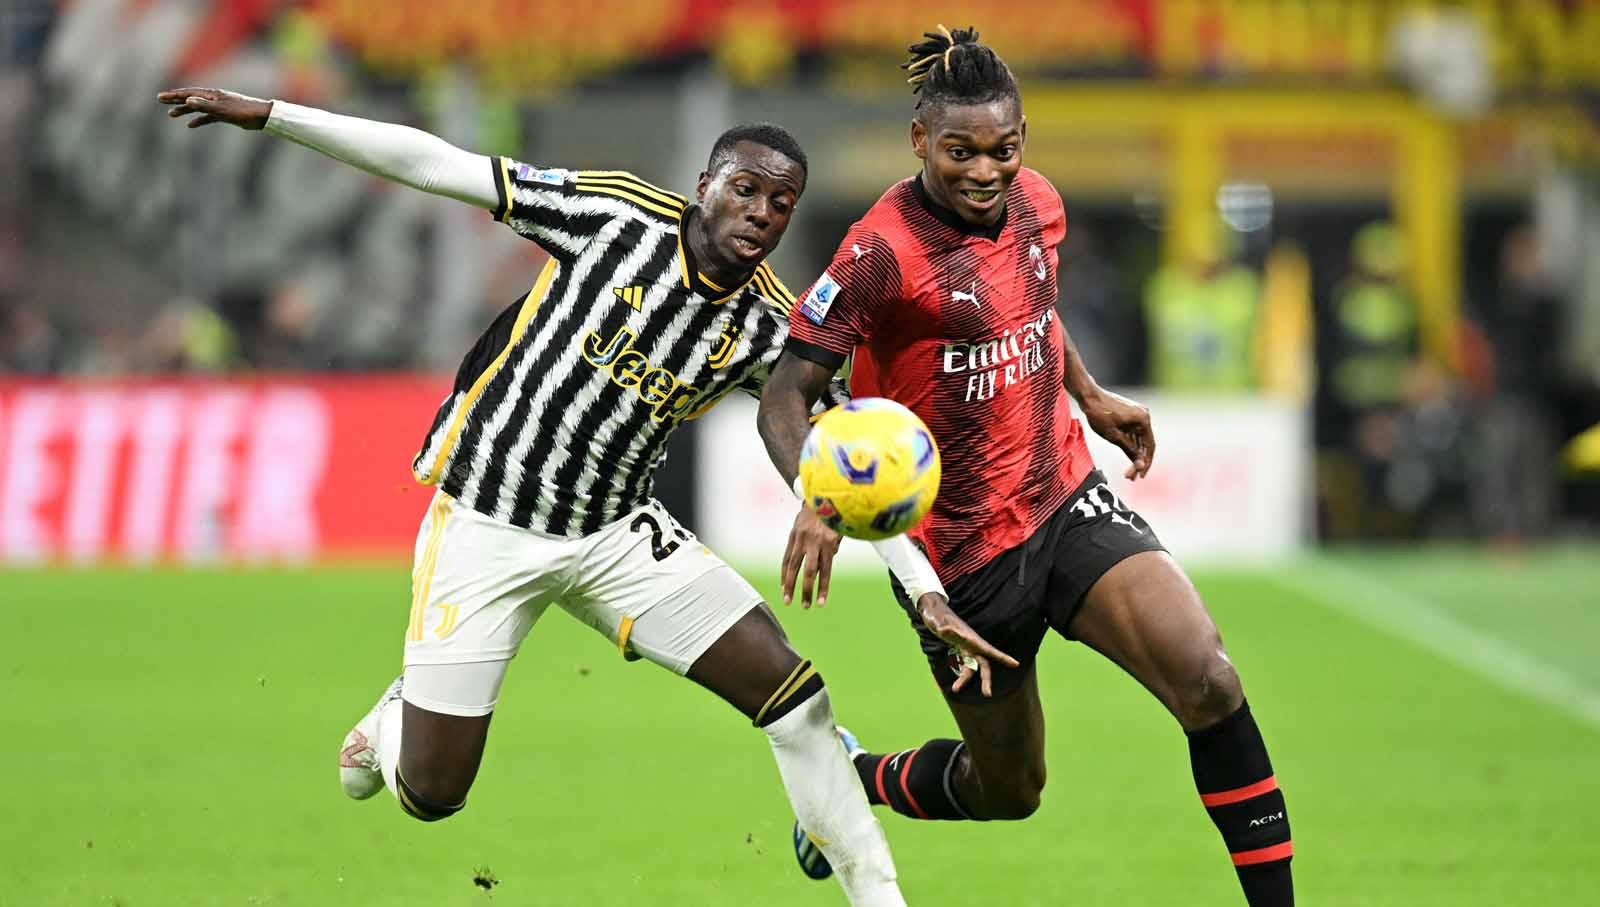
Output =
[
  {"x1": 617, "y1": 616, "x2": 636, "y2": 658},
  {"x1": 408, "y1": 496, "x2": 452, "y2": 642},
  {"x1": 415, "y1": 259, "x2": 557, "y2": 486}
]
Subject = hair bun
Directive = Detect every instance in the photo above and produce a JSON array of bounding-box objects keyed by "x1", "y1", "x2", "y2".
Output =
[{"x1": 901, "y1": 24, "x2": 1013, "y2": 109}]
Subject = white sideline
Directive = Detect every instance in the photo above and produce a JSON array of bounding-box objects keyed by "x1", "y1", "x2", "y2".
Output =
[{"x1": 1270, "y1": 558, "x2": 1600, "y2": 732}]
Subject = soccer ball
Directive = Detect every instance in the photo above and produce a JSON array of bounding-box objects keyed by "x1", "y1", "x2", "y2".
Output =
[{"x1": 798, "y1": 397, "x2": 941, "y2": 541}]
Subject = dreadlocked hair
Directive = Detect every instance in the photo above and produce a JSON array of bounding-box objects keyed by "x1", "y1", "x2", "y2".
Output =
[{"x1": 902, "y1": 25, "x2": 1019, "y2": 113}]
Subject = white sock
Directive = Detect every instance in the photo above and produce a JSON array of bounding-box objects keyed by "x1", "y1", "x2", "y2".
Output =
[
  {"x1": 376, "y1": 692, "x2": 403, "y2": 800},
  {"x1": 764, "y1": 688, "x2": 905, "y2": 907}
]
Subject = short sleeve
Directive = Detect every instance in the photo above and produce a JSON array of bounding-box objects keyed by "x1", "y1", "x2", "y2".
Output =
[
  {"x1": 490, "y1": 157, "x2": 649, "y2": 261},
  {"x1": 785, "y1": 225, "x2": 902, "y2": 371},
  {"x1": 739, "y1": 300, "x2": 851, "y2": 413}
]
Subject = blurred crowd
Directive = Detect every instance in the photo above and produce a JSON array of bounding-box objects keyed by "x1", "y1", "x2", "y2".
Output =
[
  {"x1": 4, "y1": 201, "x2": 1594, "y2": 542},
  {"x1": 1053, "y1": 213, "x2": 1594, "y2": 544},
  {"x1": 3, "y1": 0, "x2": 1597, "y2": 543}
]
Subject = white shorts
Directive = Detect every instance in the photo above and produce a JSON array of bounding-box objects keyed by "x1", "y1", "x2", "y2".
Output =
[{"x1": 401, "y1": 492, "x2": 763, "y2": 717}]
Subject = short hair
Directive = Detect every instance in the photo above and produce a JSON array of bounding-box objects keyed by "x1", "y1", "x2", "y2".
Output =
[
  {"x1": 706, "y1": 123, "x2": 808, "y2": 186},
  {"x1": 902, "y1": 25, "x2": 1020, "y2": 115}
]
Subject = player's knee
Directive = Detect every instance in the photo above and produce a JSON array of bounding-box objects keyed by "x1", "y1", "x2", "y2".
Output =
[
  {"x1": 394, "y1": 766, "x2": 468, "y2": 823},
  {"x1": 1175, "y1": 649, "x2": 1243, "y2": 730},
  {"x1": 973, "y1": 761, "x2": 1046, "y2": 820},
  {"x1": 983, "y1": 785, "x2": 1043, "y2": 820}
]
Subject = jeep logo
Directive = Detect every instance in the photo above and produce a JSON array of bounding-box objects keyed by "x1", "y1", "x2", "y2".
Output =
[{"x1": 582, "y1": 325, "x2": 699, "y2": 423}]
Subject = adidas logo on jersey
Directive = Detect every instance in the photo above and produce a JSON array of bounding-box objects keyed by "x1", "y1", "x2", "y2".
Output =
[{"x1": 613, "y1": 285, "x2": 645, "y2": 311}]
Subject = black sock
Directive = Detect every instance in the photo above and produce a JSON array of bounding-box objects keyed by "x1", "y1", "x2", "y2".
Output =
[
  {"x1": 854, "y1": 738, "x2": 973, "y2": 821},
  {"x1": 1188, "y1": 700, "x2": 1293, "y2": 906}
]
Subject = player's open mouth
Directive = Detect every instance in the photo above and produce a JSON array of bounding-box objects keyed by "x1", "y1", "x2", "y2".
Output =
[
  {"x1": 731, "y1": 235, "x2": 764, "y2": 257},
  {"x1": 960, "y1": 189, "x2": 1000, "y2": 205}
]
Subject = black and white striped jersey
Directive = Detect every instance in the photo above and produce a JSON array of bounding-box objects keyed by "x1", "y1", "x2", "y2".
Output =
[{"x1": 412, "y1": 156, "x2": 833, "y2": 538}]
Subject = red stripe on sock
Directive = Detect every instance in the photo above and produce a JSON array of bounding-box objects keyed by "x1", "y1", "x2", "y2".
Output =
[
  {"x1": 1231, "y1": 841, "x2": 1294, "y2": 866},
  {"x1": 897, "y1": 748, "x2": 929, "y2": 819},
  {"x1": 873, "y1": 754, "x2": 891, "y2": 807},
  {"x1": 1200, "y1": 774, "x2": 1279, "y2": 808}
]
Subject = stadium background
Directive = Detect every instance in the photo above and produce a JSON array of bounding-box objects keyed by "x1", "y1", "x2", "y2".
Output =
[{"x1": 2, "y1": 1, "x2": 1598, "y2": 904}]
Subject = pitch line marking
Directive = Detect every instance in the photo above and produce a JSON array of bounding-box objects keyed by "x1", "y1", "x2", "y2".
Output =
[{"x1": 1271, "y1": 558, "x2": 1600, "y2": 732}]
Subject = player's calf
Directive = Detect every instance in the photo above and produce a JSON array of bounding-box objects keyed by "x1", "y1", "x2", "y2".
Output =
[
  {"x1": 1189, "y1": 699, "x2": 1294, "y2": 907},
  {"x1": 851, "y1": 737, "x2": 1042, "y2": 821},
  {"x1": 760, "y1": 663, "x2": 903, "y2": 906},
  {"x1": 390, "y1": 701, "x2": 492, "y2": 823}
]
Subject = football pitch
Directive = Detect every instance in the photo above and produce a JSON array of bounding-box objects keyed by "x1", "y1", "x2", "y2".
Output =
[{"x1": 4, "y1": 548, "x2": 1597, "y2": 906}]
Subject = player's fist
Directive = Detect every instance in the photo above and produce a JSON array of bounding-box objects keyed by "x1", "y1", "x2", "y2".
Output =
[{"x1": 157, "y1": 88, "x2": 272, "y2": 130}]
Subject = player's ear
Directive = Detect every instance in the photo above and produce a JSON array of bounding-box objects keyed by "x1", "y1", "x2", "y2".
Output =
[
  {"x1": 1018, "y1": 115, "x2": 1027, "y2": 147},
  {"x1": 696, "y1": 170, "x2": 710, "y2": 203},
  {"x1": 911, "y1": 117, "x2": 929, "y2": 161}
]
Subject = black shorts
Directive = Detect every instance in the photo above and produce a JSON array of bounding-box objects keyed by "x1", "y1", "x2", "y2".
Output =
[{"x1": 891, "y1": 469, "x2": 1166, "y2": 702}]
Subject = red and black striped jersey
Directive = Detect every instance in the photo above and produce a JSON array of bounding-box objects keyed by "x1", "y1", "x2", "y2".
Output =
[{"x1": 786, "y1": 168, "x2": 1094, "y2": 581}]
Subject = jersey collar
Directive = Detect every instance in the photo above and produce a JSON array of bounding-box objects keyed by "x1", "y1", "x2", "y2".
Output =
[
  {"x1": 678, "y1": 206, "x2": 755, "y2": 303},
  {"x1": 911, "y1": 174, "x2": 1008, "y2": 241}
]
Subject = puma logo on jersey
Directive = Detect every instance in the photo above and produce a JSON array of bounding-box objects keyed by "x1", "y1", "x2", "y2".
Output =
[
  {"x1": 582, "y1": 325, "x2": 700, "y2": 423},
  {"x1": 1030, "y1": 244, "x2": 1047, "y2": 281},
  {"x1": 851, "y1": 243, "x2": 865, "y2": 259},
  {"x1": 613, "y1": 285, "x2": 646, "y2": 311},
  {"x1": 951, "y1": 280, "x2": 981, "y2": 308}
]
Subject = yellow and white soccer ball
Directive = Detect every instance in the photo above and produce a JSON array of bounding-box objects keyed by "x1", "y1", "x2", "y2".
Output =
[{"x1": 798, "y1": 397, "x2": 941, "y2": 541}]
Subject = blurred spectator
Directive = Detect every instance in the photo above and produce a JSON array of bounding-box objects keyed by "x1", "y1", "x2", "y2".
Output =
[
  {"x1": 1253, "y1": 241, "x2": 1314, "y2": 401},
  {"x1": 1318, "y1": 222, "x2": 1423, "y2": 537},
  {"x1": 1470, "y1": 225, "x2": 1564, "y2": 542},
  {"x1": 1143, "y1": 226, "x2": 1260, "y2": 391},
  {"x1": 0, "y1": 300, "x2": 65, "y2": 373},
  {"x1": 1326, "y1": 223, "x2": 1417, "y2": 415},
  {"x1": 71, "y1": 322, "x2": 138, "y2": 376},
  {"x1": 134, "y1": 297, "x2": 239, "y2": 373},
  {"x1": 250, "y1": 274, "x2": 329, "y2": 370},
  {"x1": 1058, "y1": 225, "x2": 1140, "y2": 387}
]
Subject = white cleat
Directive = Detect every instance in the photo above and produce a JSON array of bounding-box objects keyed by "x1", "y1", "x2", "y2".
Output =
[{"x1": 339, "y1": 676, "x2": 402, "y2": 800}]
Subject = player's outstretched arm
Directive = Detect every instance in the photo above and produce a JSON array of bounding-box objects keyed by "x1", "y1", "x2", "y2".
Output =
[
  {"x1": 757, "y1": 350, "x2": 831, "y2": 485},
  {"x1": 158, "y1": 87, "x2": 498, "y2": 210},
  {"x1": 758, "y1": 351, "x2": 1018, "y2": 692},
  {"x1": 758, "y1": 352, "x2": 840, "y2": 608},
  {"x1": 1057, "y1": 321, "x2": 1156, "y2": 480}
]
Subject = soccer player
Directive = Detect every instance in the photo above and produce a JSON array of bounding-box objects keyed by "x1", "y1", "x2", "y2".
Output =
[
  {"x1": 755, "y1": 28, "x2": 1295, "y2": 906},
  {"x1": 157, "y1": 86, "x2": 933, "y2": 906}
]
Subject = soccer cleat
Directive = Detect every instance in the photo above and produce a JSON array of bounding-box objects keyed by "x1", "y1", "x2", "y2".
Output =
[
  {"x1": 793, "y1": 820, "x2": 833, "y2": 880},
  {"x1": 339, "y1": 676, "x2": 402, "y2": 800},
  {"x1": 792, "y1": 727, "x2": 866, "y2": 882}
]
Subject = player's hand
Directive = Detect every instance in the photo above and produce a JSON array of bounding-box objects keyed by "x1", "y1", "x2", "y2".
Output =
[
  {"x1": 914, "y1": 593, "x2": 1019, "y2": 697},
  {"x1": 157, "y1": 87, "x2": 272, "y2": 130},
  {"x1": 781, "y1": 506, "x2": 842, "y2": 609},
  {"x1": 1080, "y1": 386, "x2": 1156, "y2": 480}
]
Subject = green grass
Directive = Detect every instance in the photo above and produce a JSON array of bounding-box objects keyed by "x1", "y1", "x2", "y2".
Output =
[{"x1": 3, "y1": 550, "x2": 1597, "y2": 906}]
